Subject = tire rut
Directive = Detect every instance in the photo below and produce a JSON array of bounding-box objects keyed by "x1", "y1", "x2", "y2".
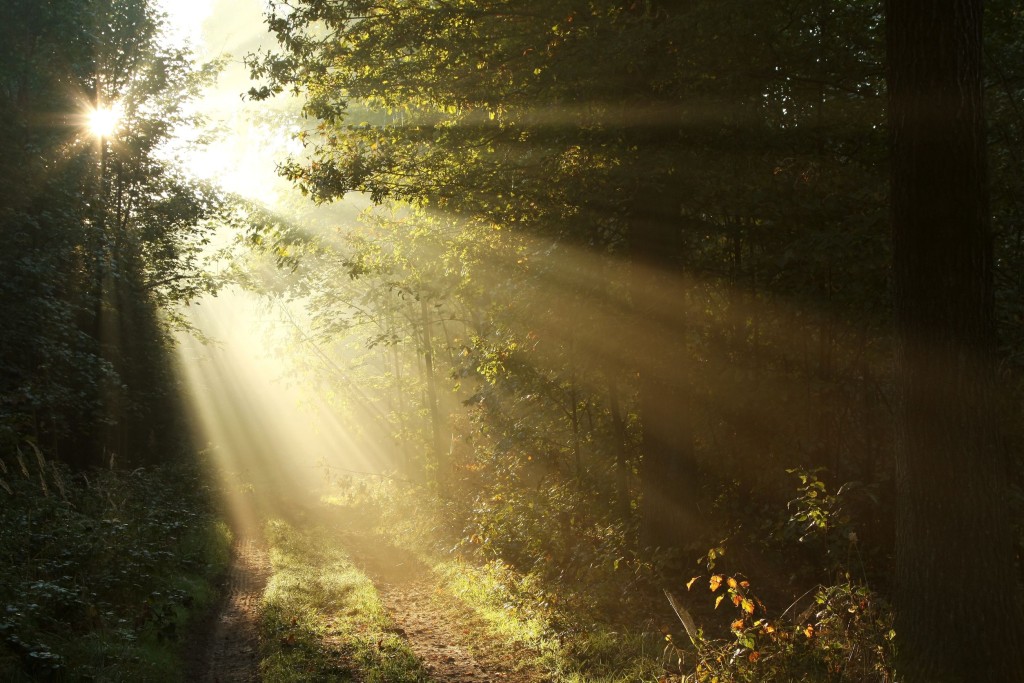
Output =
[
  {"x1": 341, "y1": 531, "x2": 544, "y2": 683},
  {"x1": 192, "y1": 536, "x2": 271, "y2": 682}
]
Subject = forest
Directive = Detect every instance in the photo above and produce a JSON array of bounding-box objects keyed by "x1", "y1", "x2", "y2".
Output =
[{"x1": 1, "y1": 0, "x2": 1023, "y2": 681}]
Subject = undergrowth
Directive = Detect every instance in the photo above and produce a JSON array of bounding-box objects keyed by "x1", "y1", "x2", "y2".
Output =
[
  {"x1": 258, "y1": 519, "x2": 430, "y2": 682},
  {"x1": 660, "y1": 469, "x2": 896, "y2": 682},
  {"x1": 0, "y1": 444, "x2": 230, "y2": 681},
  {"x1": 324, "y1": 465, "x2": 896, "y2": 682}
]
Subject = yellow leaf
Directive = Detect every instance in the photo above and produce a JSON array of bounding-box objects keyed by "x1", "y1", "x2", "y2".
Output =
[
  {"x1": 742, "y1": 598, "x2": 755, "y2": 614},
  {"x1": 709, "y1": 574, "x2": 723, "y2": 592},
  {"x1": 727, "y1": 577, "x2": 738, "y2": 589},
  {"x1": 686, "y1": 576, "x2": 699, "y2": 591},
  {"x1": 715, "y1": 595, "x2": 725, "y2": 609},
  {"x1": 804, "y1": 624, "x2": 815, "y2": 638}
]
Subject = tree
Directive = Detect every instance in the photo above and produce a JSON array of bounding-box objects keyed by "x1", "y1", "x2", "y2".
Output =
[
  {"x1": 0, "y1": 0, "x2": 228, "y2": 467},
  {"x1": 248, "y1": 0, "x2": 896, "y2": 552},
  {"x1": 887, "y1": 0, "x2": 1024, "y2": 678}
]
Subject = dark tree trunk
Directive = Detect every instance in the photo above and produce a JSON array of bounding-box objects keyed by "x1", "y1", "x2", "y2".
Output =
[{"x1": 887, "y1": 1, "x2": 1024, "y2": 679}]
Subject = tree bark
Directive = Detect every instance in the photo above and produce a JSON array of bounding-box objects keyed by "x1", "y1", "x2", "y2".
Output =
[
  {"x1": 887, "y1": 1, "x2": 1024, "y2": 679},
  {"x1": 420, "y1": 297, "x2": 446, "y2": 493}
]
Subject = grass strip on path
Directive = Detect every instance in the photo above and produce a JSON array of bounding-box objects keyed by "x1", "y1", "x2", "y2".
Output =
[{"x1": 258, "y1": 518, "x2": 431, "y2": 682}]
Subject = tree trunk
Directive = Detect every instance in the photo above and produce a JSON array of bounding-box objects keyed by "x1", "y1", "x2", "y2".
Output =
[
  {"x1": 887, "y1": 1, "x2": 1024, "y2": 679},
  {"x1": 420, "y1": 297, "x2": 446, "y2": 493}
]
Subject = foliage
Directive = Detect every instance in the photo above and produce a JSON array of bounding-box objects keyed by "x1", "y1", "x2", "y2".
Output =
[
  {"x1": 0, "y1": 0, "x2": 234, "y2": 468},
  {"x1": 0, "y1": 447, "x2": 230, "y2": 681},
  {"x1": 666, "y1": 472, "x2": 894, "y2": 681},
  {"x1": 243, "y1": 0, "x2": 899, "y2": 551},
  {"x1": 672, "y1": 577, "x2": 894, "y2": 682}
]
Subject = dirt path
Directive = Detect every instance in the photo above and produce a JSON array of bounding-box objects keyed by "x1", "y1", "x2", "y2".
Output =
[
  {"x1": 341, "y1": 530, "x2": 546, "y2": 683},
  {"x1": 189, "y1": 535, "x2": 271, "y2": 682},
  {"x1": 186, "y1": 521, "x2": 543, "y2": 682}
]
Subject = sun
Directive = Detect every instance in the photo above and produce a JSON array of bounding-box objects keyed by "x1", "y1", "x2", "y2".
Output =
[{"x1": 87, "y1": 106, "x2": 121, "y2": 138}]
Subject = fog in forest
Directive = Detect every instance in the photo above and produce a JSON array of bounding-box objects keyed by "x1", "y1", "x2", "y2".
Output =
[{"x1": 3, "y1": 1, "x2": 1022, "y2": 680}]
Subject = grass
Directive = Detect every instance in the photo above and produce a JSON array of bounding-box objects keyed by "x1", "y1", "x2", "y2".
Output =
[
  {"x1": 258, "y1": 518, "x2": 431, "y2": 682},
  {"x1": 431, "y1": 554, "x2": 670, "y2": 682}
]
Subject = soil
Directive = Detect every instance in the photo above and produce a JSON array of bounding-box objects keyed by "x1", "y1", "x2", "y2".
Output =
[
  {"x1": 188, "y1": 535, "x2": 271, "y2": 682},
  {"x1": 339, "y1": 529, "x2": 547, "y2": 683}
]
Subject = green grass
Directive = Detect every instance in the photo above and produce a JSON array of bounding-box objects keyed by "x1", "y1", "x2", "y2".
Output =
[
  {"x1": 258, "y1": 519, "x2": 431, "y2": 682},
  {"x1": 432, "y1": 555, "x2": 670, "y2": 682}
]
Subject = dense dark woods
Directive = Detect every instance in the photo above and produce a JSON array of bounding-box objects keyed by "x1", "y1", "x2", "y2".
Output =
[
  {"x1": 0, "y1": 0, "x2": 232, "y2": 678},
  {"x1": 2, "y1": 0, "x2": 1024, "y2": 680}
]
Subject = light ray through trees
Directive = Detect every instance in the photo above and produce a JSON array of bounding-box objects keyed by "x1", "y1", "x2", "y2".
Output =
[{"x1": 173, "y1": 287, "x2": 397, "y2": 532}]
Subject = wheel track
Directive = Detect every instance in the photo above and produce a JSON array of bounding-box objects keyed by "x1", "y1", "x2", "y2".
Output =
[
  {"x1": 193, "y1": 536, "x2": 270, "y2": 682},
  {"x1": 341, "y1": 531, "x2": 544, "y2": 683}
]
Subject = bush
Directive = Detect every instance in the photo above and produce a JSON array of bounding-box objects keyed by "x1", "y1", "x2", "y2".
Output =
[
  {"x1": 0, "y1": 445, "x2": 230, "y2": 681},
  {"x1": 664, "y1": 471, "x2": 895, "y2": 682}
]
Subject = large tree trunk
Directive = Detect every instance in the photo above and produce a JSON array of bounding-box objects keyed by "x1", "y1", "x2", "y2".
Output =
[{"x1": 887, "y1": 1, "x2": 1024, "y2": 679}]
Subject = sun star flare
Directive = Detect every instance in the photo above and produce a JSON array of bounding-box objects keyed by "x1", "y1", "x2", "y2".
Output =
[{"x1": 86, "y1": 105, "x2": 121, "y2": 138}]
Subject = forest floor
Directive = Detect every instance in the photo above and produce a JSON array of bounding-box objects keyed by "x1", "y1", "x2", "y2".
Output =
[{"x1": 189, "y1": 513, "x2": 544, "y2": 682}]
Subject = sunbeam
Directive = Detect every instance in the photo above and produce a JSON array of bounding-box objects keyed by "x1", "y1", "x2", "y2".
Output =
[{"x1": 174, "y1": 285, "x2": 392, "y2": 532}]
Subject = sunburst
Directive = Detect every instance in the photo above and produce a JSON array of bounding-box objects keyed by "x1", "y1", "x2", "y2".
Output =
[{"x1": 86, "y1": 105, "x2": 121, "y2": 138}]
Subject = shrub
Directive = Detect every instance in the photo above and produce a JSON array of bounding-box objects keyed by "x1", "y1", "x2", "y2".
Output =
[{"x1": 0, "y1": 445, "x2": 230, "y2": 681}]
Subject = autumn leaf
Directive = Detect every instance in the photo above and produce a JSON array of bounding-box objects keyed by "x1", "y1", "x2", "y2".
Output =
[
  {"x1": 804, "y1": 624, "x2": 815, "y2": 638},
  {"x1": 715, "y1": 594, "x2": 725, "y2": 609},
  {"x1": 727, "y1": 577, "x2": 738, "y2": 589},
  {"x1": 748, "y1": 651, "x2": 761, "y2": 662},
  {"x1": 709, "y1": 574, "x2": 723, "y2": 592},
  {"x1": 731, "y1": 618, "x2": 745, "y2": 631},
  {"x1": 732, "y1": 594, "x2": 742, "y2": 606},
  {"x1": 687, "y1": 576, "x2": 700, "y2": 591},
  {"x1": 741, "y1": 598, "x2": 755, "y2": 615}
]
